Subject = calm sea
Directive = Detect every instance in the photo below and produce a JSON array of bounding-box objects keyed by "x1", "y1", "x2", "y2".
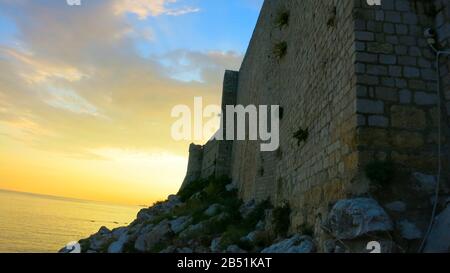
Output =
[{"x1": 0, "y1": 189, "x2": 140, "y2": 253}]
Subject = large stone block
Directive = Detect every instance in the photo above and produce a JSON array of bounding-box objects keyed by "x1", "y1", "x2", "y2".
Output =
[
  {"x1": 358, "y1": 128, "x2": 390, "y2": 148},
  {"x1": 391, "y1": 131, "x2": 424, "y2": 149},
  {"x1": 391, "y1": 105, "x2": 426, "y2": 130},
  {"x1": 326, "y1": 198, "x2": 393, "y2": 240},
  {"x1": 357, "y1": 99, "x2": 385, "y2": 114}
]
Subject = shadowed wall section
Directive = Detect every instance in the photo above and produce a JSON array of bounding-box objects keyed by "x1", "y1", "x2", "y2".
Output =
[{"x1": 181, "y1": 0, "x2": 450, "y2": 235}]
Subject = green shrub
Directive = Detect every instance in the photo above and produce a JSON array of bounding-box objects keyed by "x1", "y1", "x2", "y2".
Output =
[
  {"x1": 203, "y1": 176, "x2": 229, "y2": 200},
  {"x1": 220, "y1": 226, "x2": 248, "y2": 248},
  {"x1": 326, "y1": 7, "x2": 337, "y2": 27},
  {"x1": 243, "y1": 199, "x2": 272, "y2": 230},
  {"x1": 272, "y1": 203, "x2": 291, "y2": 237},
  {"x1": 293, "y1": 127, "x2": 309, "y2": 146},
  {"x1": 275, "y1": 10, "x2": 290, "y2": 29},
  {"x1": 215, "y1": 199, "x2": 273, "y2": 249},
  {"x1": 253, "y1": 230, "x2": 273, "y2": 248},
  {"x1": 203, "y1": 215, "x2": 230, "y2": 235},
  {"x1": 365, "y1": 160, "x2": 395, "y2": 187},
  {"x1": 176, "y1": 176, "x2": 242, "y2": 230},
  {"x1": 175, "y1": 177, "x2": 275, "y2": 250},
  {"x1": 191, "y1": 207, "x2": 210, "y2": 224},
  {"x1": 273, "y1": 42, "x2": 288, "y2": 60},
  {"x1": 220, "y1": 197, "x2": 242, "y2": 222},
  {"x1": 177, "y1": 178, "x2": 208, "y2": 201}
]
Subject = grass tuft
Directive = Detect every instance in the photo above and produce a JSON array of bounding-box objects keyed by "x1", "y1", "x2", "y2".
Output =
[
  {"x1": 273, "y1": 42, "x2": 288, "y2": 60},
  {"x1": 275, "y1": 10, "x2": 290, "y2": 29},
  {"x1": 293, "y1": 127, "x2": 309, "y2": 146}
]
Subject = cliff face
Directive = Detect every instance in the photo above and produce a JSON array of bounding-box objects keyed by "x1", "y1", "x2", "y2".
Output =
[{"x1": 181, "y1": 0, "x2": 450, "y2": 251}]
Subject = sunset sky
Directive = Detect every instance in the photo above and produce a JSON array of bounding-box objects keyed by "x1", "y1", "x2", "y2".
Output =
[{"x1": 0, "y1": 0, "x2": 263, "y2": 205}]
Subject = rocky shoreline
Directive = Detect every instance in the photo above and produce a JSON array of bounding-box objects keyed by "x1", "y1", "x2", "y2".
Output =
[{"x1": 61, "y1": 176, "x2": 450, "y2": 253}]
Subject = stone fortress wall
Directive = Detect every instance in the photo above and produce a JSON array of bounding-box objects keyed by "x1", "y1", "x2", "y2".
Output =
[
  {"x1": 180, "y1": 71, "x2": 238, "y2": 190},
  {"x1": 181, "y1": 0, "x2": 450, "y2": 236}
]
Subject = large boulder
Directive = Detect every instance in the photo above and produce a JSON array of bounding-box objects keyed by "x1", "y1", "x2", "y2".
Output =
[
  {"x1": 424, "y1": 206, "x2": 450, "y2": 253},
  {"x1": 88, "y1": 226, "x2": 113, "y2": 251},
  {"x1": 136, "y1": 208, "x2": 155, "y2": 222},
  {"x1": 134, "y1": 220, "x2": 172, "y2": 252},
  {"x1": 106, "y1": 227, "x2": 129, "y2": 253},
  {"x1": 326, "y1": 198, "x2": 393, "y2": 240},
  {"x1": 239, "y1": 200, "x2": 257, "y2": 218},
  {"x1": 136, "y1": 195, "x2": 182, "y2": 222},
  {"x1": 204, "y1": 204, "x2": 223, "y2": 217},
  {"x1": 108, "y1": 233, "x2": 129, "y2": 253},
  {"x1": 154, "y1": 196, "x2": 182, "y2": 212},
  {"x1": 111, "y1": 227, "x2": 128, "y2": 239},
  {"x1": 169, "y1": 216, "x2": 191, "y2": 234},
  {"x1": 261, "y1": 235, "x2": 315, "y2": 253},
  {"x1": 242, "y1": 231, "x2": 259, "y2": 243},
  {"x1": 210, "y1": 237, "x2": 222, "y2": 253},
  {"x1": 179, "y1": 222, "x2": 205, "y2": 239}
]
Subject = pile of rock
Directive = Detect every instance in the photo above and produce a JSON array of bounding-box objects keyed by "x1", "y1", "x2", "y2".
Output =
[
  {"x1": 59, "y1": 196, "x2": 394, "y2": 253},
  {"x1": 59, "y1": 177, "x2": 450, "y2": 253}
]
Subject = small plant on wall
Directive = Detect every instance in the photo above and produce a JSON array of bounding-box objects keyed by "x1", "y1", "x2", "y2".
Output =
[
  {"x1": 326, "y1": 6, "x2": 337, "y2": 28},
  {"x1": 273, "y1": 41, "x2": 287, "y2": 60},
  {"x1": 293, "y1": 127, "x2": 309, "y2": 146},
  {"x1": 275, "y1": 10, "x2": 290, "y2": 29}
]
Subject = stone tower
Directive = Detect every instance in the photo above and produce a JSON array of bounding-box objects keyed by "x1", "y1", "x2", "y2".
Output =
[
  {"x1": 180, "y1": 70, "x2": 239, "y2": 190},
  {"x1": 179, "y1": 144, "x2": 203, "y2": 191}
]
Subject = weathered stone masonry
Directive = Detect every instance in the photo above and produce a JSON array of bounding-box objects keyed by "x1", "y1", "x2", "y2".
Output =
[
  {"x1": 182, "y1": 0, "x2": 450, "y2": 243},
  {"x1": 180, "y1": 71, "x2": 239, "y2": 190}
]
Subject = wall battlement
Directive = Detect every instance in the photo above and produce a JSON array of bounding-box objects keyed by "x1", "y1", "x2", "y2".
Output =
[{"x1": 181, "y1": 0, "x2": 450, "y2": 242}]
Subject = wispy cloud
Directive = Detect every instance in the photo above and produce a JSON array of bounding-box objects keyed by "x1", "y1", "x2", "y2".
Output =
[
  {"x1": 43, "y1": 86, "x2": 101, "y2": 117},
  {"x1": 165, "y1": 7, "x2": 200, "y2": 16},
  {"x1": 1, "y1": 47, "x2": 86, "y2": 84},
  {"x1": 0, "y1": 0, "x2": 260, "y2": 204},
  {"x1": 114, "y1": 0, "x2": 200, "y2": 19},
  {"x1": 0, "y1": 0, "x2": 241, "y2": 159}
]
